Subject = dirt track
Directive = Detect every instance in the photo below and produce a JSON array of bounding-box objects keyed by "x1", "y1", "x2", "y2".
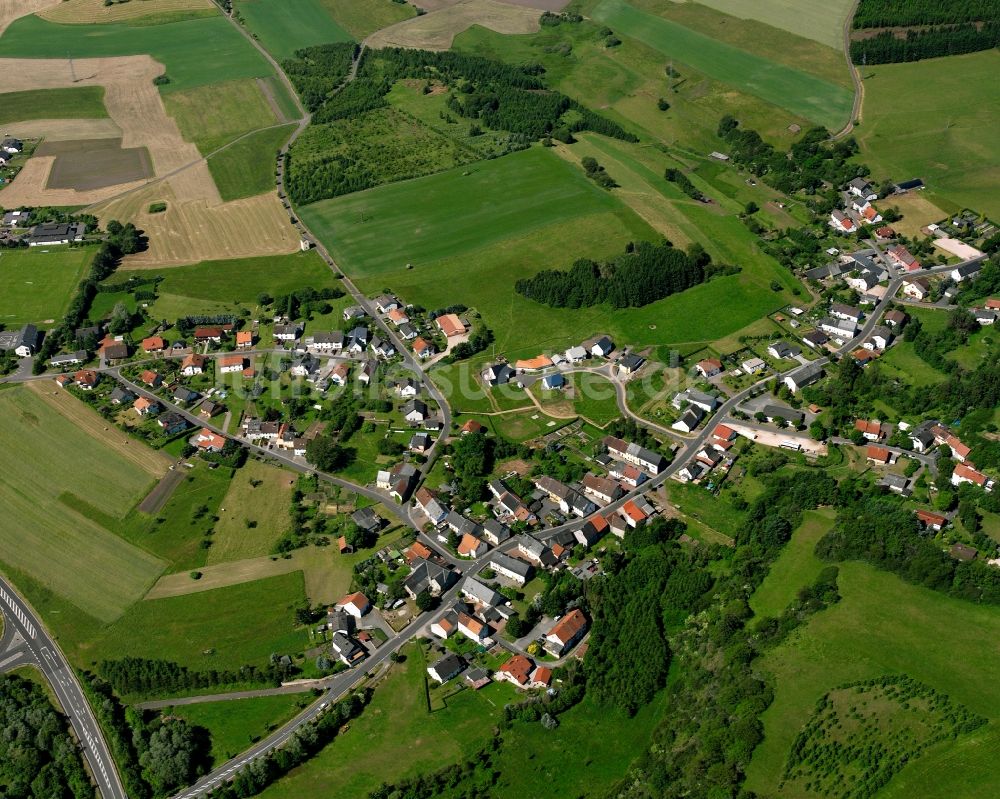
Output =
[{"x1": 367, "y1": 0, "x2": 541, "y2": 50}]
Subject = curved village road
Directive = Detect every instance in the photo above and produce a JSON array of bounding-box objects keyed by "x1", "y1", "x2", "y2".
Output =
[{"x1": 0, "y1": 576, "x2": 127, "y2": 799}]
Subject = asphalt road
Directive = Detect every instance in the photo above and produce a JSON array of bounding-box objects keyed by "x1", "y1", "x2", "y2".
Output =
[{"x1": 0, "y1": 576, "x2": 126, "y2": 799}]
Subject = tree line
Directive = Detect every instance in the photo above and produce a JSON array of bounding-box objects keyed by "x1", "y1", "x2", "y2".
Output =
[
  {"x1": 515, "y1": 239, "x2": 733, "y2": 309},
  {"x1": 850, "y1": 23, "x2": 1000, "y2": 63},
  {"x1": 97, "y1": 657, "x2": 290, "y2": 696},
  {"x1": 853, "y1": 0, "x2": 1000, "y2": 28},
  {"x1": 0, "y1": 673, "x2": 93, "y2": 799}
]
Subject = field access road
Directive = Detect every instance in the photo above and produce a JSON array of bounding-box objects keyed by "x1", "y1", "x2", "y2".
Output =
[{"x1": 0, "y1": 576, "x2": 126, "y2": 799}]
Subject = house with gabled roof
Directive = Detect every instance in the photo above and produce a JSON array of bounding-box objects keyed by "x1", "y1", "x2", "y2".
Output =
[
  {"x1": 544, "y1": 609, "x2": 589, "y2": 656},
  {"x1": 496, "y1": 655, "x2": 534, "y2": 688},
  {"x1": 180, "y1": 354, "x2": 206, "y2": 376}
]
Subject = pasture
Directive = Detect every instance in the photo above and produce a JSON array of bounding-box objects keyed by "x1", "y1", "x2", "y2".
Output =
[
  {"x1": 0, "y1": 86, "x2": 106, "y2": 125},
  {"x1": 163, "y1": 78, "x2": 279, "y2": 154},
  {"x1": 142, "y1": 250, "x2": 335, "y2": 310},
  {"x1": 167, "y1": 694, "x2": 307, "y2": 766},
  {"x1": 0, "y1": 385, "x2": 166, "y2": 623},
  {"x1": 749, "y1": 508, "x2": 835, "y2": 617},
  {"x1": 366, "y1": 0, "x2": 542, "y2": 51},
  {"x1": 234, "y1": 0, "x2": 351, "y2": 61},
  {"x1": 85, "y1": 571, "x2": 307, "y2": 672},
  {"x1": 207, "y1": 460, "x2": 295, "y2": 565},
  {"x1": 40, "y1": 0, "x2": 216, "y2": 25},
  {"x1": 856, "y1": 49, "x2": 1000, "y2": 220},
  {"x1": 305, "y1": 146, "x2": 799, "y2": 359},
  {"x1": 258, "y1": 642, "x2": 516, "y2": 799},
  {"x1": 319, "y1": 0, "x2": 414, "y2": 39},
  {"x1": 673, "y1": 0, "x2": 854, "y2": 50},
  {"x1": 590, "y1": 0, "x2": 854, "y2": 130},
  {"x1": 0, "y1": 15, "x2": 275, "y2": 93},
  {"x1": 0, "y1": 245, "x2": 94, "y2": 326},
  {"x1": 207, "y1": 123, "x2": 295, "y2": 201},
  {"x1": 746, "y1": 562, "x2": 1000, "y2": 797}
]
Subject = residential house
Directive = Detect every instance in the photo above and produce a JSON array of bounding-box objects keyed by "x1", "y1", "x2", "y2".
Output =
[
  {"x1": 446, "y1": 510, "x2": 483, "y2": 540},
  {"x1": 461, "y1": 578, "x2": 504, "y2": 608},
  {"x1": 180, "y1": 354, "x2": 206, "y2": 376},
  {"x1": 427, "y1": 653, "x2": 464, "y2": 684},
  {"x1": 866, "y1": 445, "x2": 892, "y2": 465},
  {"x1": 952, "y1": 262, "x2": 981, "y2": 283},
  {"x1": 496, "y1": 655, "x2": 534, "y2": 688},
  {"x1": 436, "y1": 313, "x2": 466, "y2": 338},
  {"x1": 409, "y1": 431, "x2": 432, "y2": 453},
  {"x1": 172, "y1": 385, "x2": 199, "y2": 404},
  {"x1": 576, "y1": 514, "x2": 608, "y2": 548},
  {"x1": 481, "y1": 519, "x2": 511, "y2": 546},
  {"x1": 27, "y1": 222, "x2": 85, "y2": 246},
  {"x1": 767, "y1": 341, "x2": 801, "y2": 360},
  {"x1": 351, "y1": 507, "x2": 383, "y2": 536},
  {"x1": 952, "y1": 463, "x2": 994, "y2": 491},
  {"x1": 47, "y1": 350, "x2": 87, "y2": 368},
  {"x1": 618, "y1": 353, "x2": 646, "y2": 376},
  {"x1": 588, "y1": 336, "x2": 615, "y2": 358},
  {"x1": 403, "y1": 399, "x2": 428, "y2": 423},
  {"x1": 514, "y1": 355, "x2": 552, "y2": 372},
  {"x1": 582, "y1": 474, "x2": 622, "y2": 505},
  {"x1": 109, "y1": 386, "x2": 136, "y2": 406},
  {"x1": 916, "y1": 509, "x2": 947, "y2": 532},
  {"x1": 879, "y1": 473, "x2": 911, "y2": 496},
  {"x1": 620, "y1": 498, "x2": 653, "y2": 528},
  {"x1": 694, "y1": 358, "x2": 723, "y2": 378},
  {"x1": 802, "y1": 329, "x2": 829, "y2": 350},
  {"x1": 460, "y1": 419, "x2": 485, "y2": 435},
  {"x1": 235, "y1": 330, "x2": 253, "y2": 349},
  {"x1": 819, "y1": 317, "x2": 857, "y2": 342},
  {"x1": 887, "y1": 245, "x2": 921, "y2": 272},
  {"x1": 331, "y1": 632, "x2": 366, "y2": 667},
  {"x1": 387, "y1": 308, "x2": 409, "y2": 326},
  {"x1": 133, "y1": 396, "x2": 159, "y2": 416},
  {"x1": 672, "y1": 406, "x2": 704, "y2": 433},
  {"x1": 516, "y1": 534, "x2": 556, "y2": 568},
  {"x1": 346, "y1": 326, "x2": 369, "y2": 352},
  {"x1": 489, "y1": 552, "x2": 533, "y2": 585},
  {"x1": 194, "y1": 428, "x2": 226, "y2": 453},
  {"x1": 741, "y1": 357, "x2": 767, "y2": 374},
  {"x1": 395, "y1": 378, "x2": 421, "y2": 398},
  {"x1": 330, "y1": 361, "x2": 350, "y2": 386},
  {"x1": 73, "y1": 369, "x2": 99, "y2": 390},
  {"x1": 141, "y1": 336, "x2": 166, "y2": 353},
  {"x1": 481, "y1": 363, "x2": 514, "y2": 386},
  {"x1": 672, "y1": 389, "x2": 717, "y2": 413},
  {"x1": 404, "y1": 558, "x2": 458, "y2": 597},
  {"x1": 902, "y1": 278, "x2": 930, "y2": 300},
  {"x1": 854, "y1": 419, "x2": 885, "y2": 441},
  {"x1": 457, "y1": 612, "x2": 489, "y2": 642},
  {"x1": 830, "y1": 209, "x2": 855, "y2": 233},
  {"x1": 415, "y1": 487, "x2": 449, "y2": 524},
  {"x1": 370, "y1": 336, "x2": 395, "y2": 359},
  {"x1": 831, "y1": 303, "x2": 863, "y2": 324},
  {"x1": 530, "y1": 666, "x2": 553, "y2": 689},
  {"x1": 273, "y1": 323, "x2": 302, "y2": 343},
  {"x1": 678, "y1": 461, "x2": 704, "y2": 483},
  {"x1": 602, "y1": 436, "x2": 666, "y2": 474},
  {"x1": 199, "y1": 400, "x2": 222, "y2": 420},
  {"x1": 784, "y1": 362, "x2": 824, "y2": 393},
  {"x1": 431, "y1": 612, "x2": 457, "y2": 639},
  {"x1": 974, "y1": 308, "x2": 997, "y2": 326},
  {"x1": 909, "y1": 424, "x2": 936, "y2": 453},
  {"x1": 541, "y1": 373, "x2": 565, "y2": 390},
  {"x1": 565, "y1": 345, "x2": 588, "y2": 363},
  {"x1": 377, "y1": 462, "x2": 418, "y2": 501},
  {"x1": 309, "y1": 331, "x2": 343, "y2": 352},
  {"x1": 374, "y1": 294, "x2": 401, "y2": 314},
  {"x1": 413, "y1": 337, "x2": 435, "y2": 359},
  {"x1": 219, "y1": 355, "x2": 246, "y2": 374},
  {"x1": 193, "y1": 326, "x2": 223, "y2": 344},
  {"x1": 99, "y1": 339, "x2": 129, "y2": 362},
  {"x1": 338, "y1": 592, "x2": 371, "y2": 619},
  {"x1": 884, "y1": 310, "x2": 908, "y2": 328},
  {"x1": 544, "y1": 609, "x2": 589, "y2": 656},
  {"x1": 866, "y1": 325, "x2": 893, "y2": 351},
  {"x1": 157, "y1": 412, "x2": 188, "y2": 435},
  {"x1": 713, "y1": 424, "x2": 738, "y2": 442},
  {"x1": 343, "y1": 305, "x2": 367, "y2": 322},
  {"x1": 847, "y1": 177, "x2": 877, "y2": 201}
]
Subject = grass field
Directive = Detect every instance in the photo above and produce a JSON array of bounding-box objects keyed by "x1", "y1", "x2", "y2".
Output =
[
  {"x1": 569, "y1": 372, "x2": 621, "y2": 426},
  {"x1": 207, "y1": 123, "x2": 295, "y2": 201},
  {"x1": 879, "y1": 340, "x2": 947, "y2": 387},
  {"x1": 857, "y1": 49, "x2": 1000, "y2": 221},
  {"x1": 319, "y1": 0, "x2": 414, "y2": 39},
  {"x1": 235, "y1": 0, "x2": 351, "y2": 60},
  {"x1": 0, "y1": 15, "x2": 276, "y2": 93},
  {"x1": 140, "y1": 250, "x2": 335, "y2": 317},
  {"x1": 0, "y1": 86, "x2": 107, "y2": 125},
  {"x1": 749, "y1": 508, "x2": 835, "y2": 617},
  {"x1": 677, "y1": 0, "x2": 854, "y2": 50},
  {"x1": 0, "y1": 386, "x2": 166, "y2": 622},
  {"x1": 166, "y1": 694, "x2": 306, "y2": 765},
  {"x1": 163, "y1": 79, "x2": 278, "y2": 154},
  {"x1": 746, "y1": 562, "x2": 1000, "y2": 797},
  {"x1": 80, "y1": 572, "x2": 307, "y2": 672},
  {"x1": 589, "y1": 0, "x2": 853, "y2": 130},
  {"x1": 258, "y1": 642, "x2": 516, "y2": 799},
  {"x1": 207, "y1": 460, "x2": 295, "y2": 565},
  {"x1": 0, "y1": 246, "x2": 95, "y2": 326}
]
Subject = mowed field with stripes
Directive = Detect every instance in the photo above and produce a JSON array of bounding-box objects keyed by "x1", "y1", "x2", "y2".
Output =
[{"x1": 0, "y1": 384, "x2": 167, "y2": 622}]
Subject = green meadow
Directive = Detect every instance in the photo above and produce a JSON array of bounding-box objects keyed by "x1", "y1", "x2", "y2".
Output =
[
  {"x1": 0, "y1": 387, "x2": 165, "y2": 623},
  {"x1": 0, "y1": 246, "x2": 96, "y2": 327},
  {"x1": 303, "y1": 146, "x2": 800, "y2": 358},
  {"x1": 857, "y1": 49, "x2": 1000, "y2": 220},
  {"x1": 590, "y1": 0, "x2": 853, "y2": 130},
  {"x1": 318, "y1": 0, "x2": 414, "y2": 39},
  {"x1": 747, "y1": 562, "x2": 1000, "y2": 797},
  {"x1": 207, "y1": 123, "x2": 296, "y2": 201},
  {"x1": 0, "y1": 15, "x2": 275, "y2": 93},
  {"x1": 234, "y1": 0, "x2": 352, "y2": 61},
  {"x1": 0, "y1": 87, "x2": 107, "y2": 125},
  {"x1": 683, "y1": 0, "x2": 855, "y2": 50}
]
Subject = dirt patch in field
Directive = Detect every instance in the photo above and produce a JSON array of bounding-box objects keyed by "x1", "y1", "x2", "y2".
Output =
[
  {"x1": 38, "y1": 137, "x2": 154, "y2": 190},
  {"x1": 40, "y1": 0, "x2": 213, "y2": 24},
  {"x1": 26, "y1": 381, "x2": 171, "y2": 478},
  {"x1": 137, "y1": 467, "x2": 185, "y2": 514},
  {"x1": 367, "y1": 0, "x2": 541, "y2": 50},
  {"x1": 4, "y1": 118, "x2": 123, "y2": 141},
  {"x1": 0, "y1": 55, "x2": 208, "y2": 206},
  {"x1": 95, "y1": 181, "x2": 300, "y2": 267},
  {"x1": 884, "y1": 192, "x2": 947, "y2": 239},
  {"x1": 0, "y1": 0, "x2": 60, "y2": 36}
]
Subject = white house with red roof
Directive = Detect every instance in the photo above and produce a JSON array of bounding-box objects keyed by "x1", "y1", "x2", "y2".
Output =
[{"x1": 338, "y1": 592, "x2": 371, "y2": 618}]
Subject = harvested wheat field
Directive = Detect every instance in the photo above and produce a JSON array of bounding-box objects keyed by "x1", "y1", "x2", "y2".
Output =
[
  {"x1": 40, "y1": 0, "x2": 214, "y2": 24},
  {"x1": 96, "y1": 182, "x2": 300, "y2": 267},
  {"x1": 0, "y1": 55, "x2": 206, "y2": 206},
  {"x1": 0, "y1": 0, "x2": 59, "y2": 35},
  {"x1": 367, "y1": 0, "x2": 541, "y2": 50}
]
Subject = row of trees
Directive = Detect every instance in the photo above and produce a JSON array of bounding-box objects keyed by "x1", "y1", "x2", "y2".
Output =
[
  {"x1": 850, "y1": 23, "x2": 1000, "y2": 63},
  {"x1": 515, "y1": 239, "x2": 729, "y2": 309},
  {"x1": 97, "y1": 657, "x2": 289, "y2": 696},
  {"x1": 853, "y1": 0, "x2": 1000, "y2": 29},
  {"x1": 664, "y1": 167, "x2": 706, "y2": 201}
]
